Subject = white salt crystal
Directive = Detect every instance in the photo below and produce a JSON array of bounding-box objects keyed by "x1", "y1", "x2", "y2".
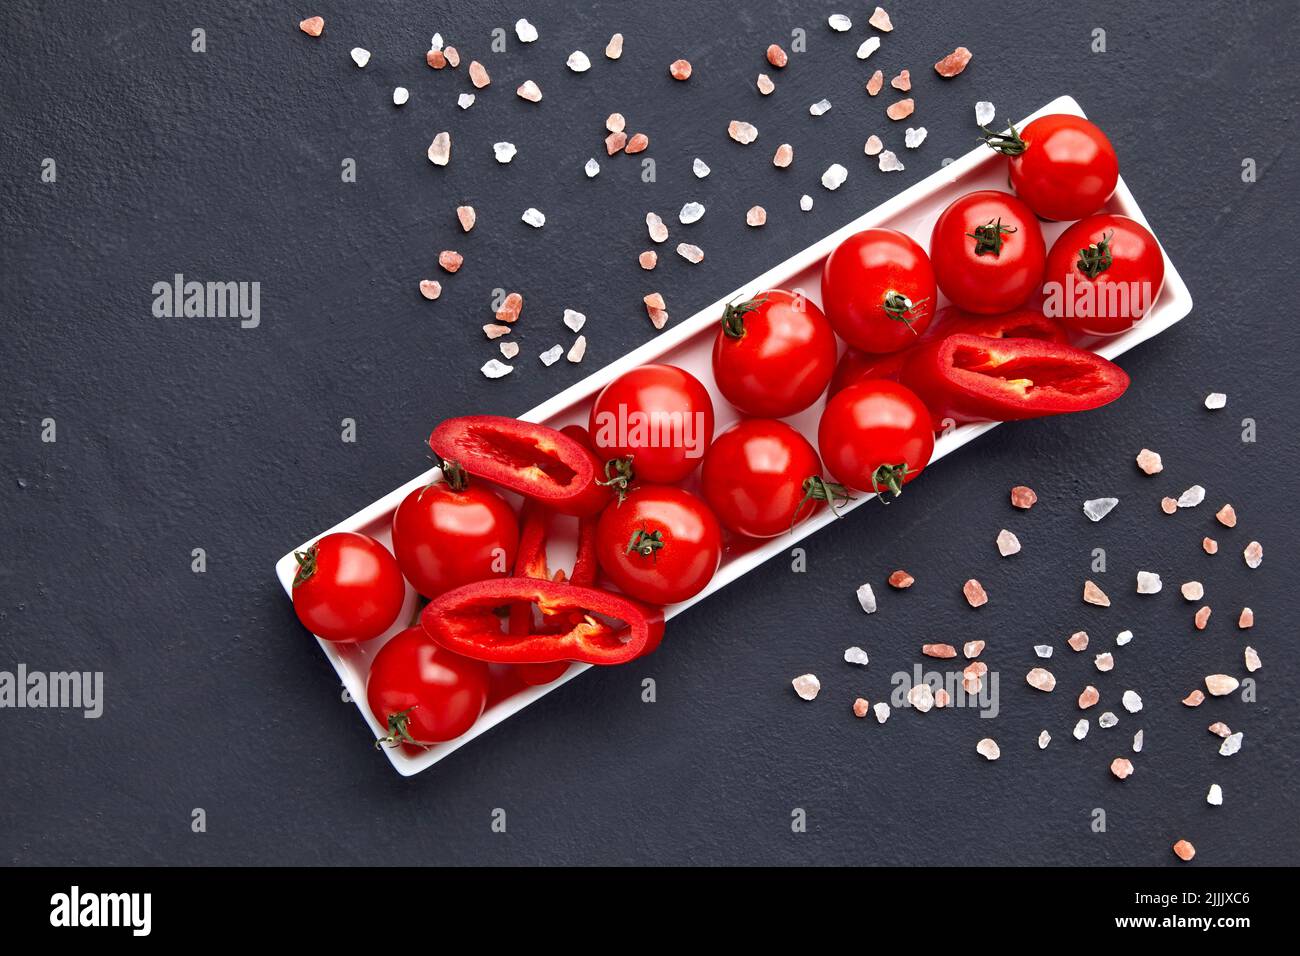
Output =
[
  {"x1": 996, "y1": 529, "x2": 1020, "y2": 556},
  {"x1": 1122, "y1": 690, "x2": 1142, "y2": 713},
  {"x1": 563, "y1": 309, "x2": 586, "y2": 332},
  {"x1": 693, "y1": 157, "x2": 710, "y2": 178},
  {"x1": 1116, "y1": 629, "x2": 1133, "y2": 646},
  {"x1": 1204, "y1": 392, "x2": 1227, "y2": 409},
  {"x1": 856, "y1": 582, "x2": 877, "y2": 613},
  {"x1": 792, "y1": 673, "x2": 821, "y2": 701},
  {"x1": 975, "y1": 101, "x2": 996, "y2": 126},
  {"x1": 392, "y1": 87, "x2": 409, "y2": 106},
  {"x1": 1178, "y1": 485, "x2": 1205, "y2": 508},
  {"x1": 1207, "y1": 784, "x2": 1223, "y2": 806},
  {"x1": 1219, "y1": 732, "x2": 1243, "y2": 756},
  {"x1": 1136, "y1": 571, "x2": 1162, "y2": 594},
  {"x1": 1133, "y1": 729, "x2": 1144, "y2": 752},
  {"x1": 878, "y1": 150, "x2": 904, "y2": 172},
  {"x1": 1034, "y1": 645, "x2": 1053, "y2": 659},
  {"x1": 1073, "y1": 719, "x2": 1090, "y2": 741},
  {"x1": 480, "y1": 359, "x2": 513, "y2": 379},
  {"x1": 676, "y1": 243, "x2": 704, "y2": 263},
  {"x1": 521, "y1": 207, "x2": 546, "y2": 227},
  {"x1": 904, "y1": 127, "x2": 928, "y2": 148},
  {"x1": 350, "y1": 47, "x2": 370, "y2": 68},
  {"x1": 873, "y1": 702, "x2": 890, "y2": 724},
  {"x1": 539, "y1": 344, "x2": 563, "y2": 366},
  {"x1": 810, "y1": 99, "x2": 833, "y2": 116},
  {"x1": 514, "y1": 18, "x2": 538, "y2": 42},
  {"x1": 821, "y1": 163, "x2": 848, "y2": 189},
  {"x1": 566, "y1": 50, "x2": 591, "y2": 72},
  {"x1": 1038, "y1": 730, "x2": 1051, "y2": 749},
  {"x1": 679, "y1": 201, "x2": 706, "y2": 224},
  {"x1": 1098, "y1": 712, "x2": 1118, "y2": 729},
  {"x1": 1083, "y1": 497, "x2": 1118, "y2": 521},
  {"x1": 800, "y1": 194, "x2": 814, "y2": 211},
  {"x1": 976, "y1": 738, "x2": 1001, "y2": 760},
  {"x1": 844, "y1": 646, "x2": 870, "y2": 666},
  {"x1": 828, "y1": 14, "x2": 852, "y2": 31},
  {"x1": 566, "y1": 336, "x2": 587, "y2": 363},
  {"x1": 494, "y1": 142, "x2": 517, "y2": 163},
  {"x1": 457, "y1": 93, "x2": 475, "y2": 110},
  {"x1": 857, "y1": 37, "x2": 881, "y2": 59},
  {"x1": 584, "y1": 157, "x2": 600, "y2": 178}
]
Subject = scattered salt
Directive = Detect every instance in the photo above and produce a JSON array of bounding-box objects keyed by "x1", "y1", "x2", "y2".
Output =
[
  {"x1": 821, "y1": 163, "x2": 848, "y2": 189},
  {"x1": 1177, "y1": 485, "x2": 1205, "y2": 508},
  {"x1": 904, "y1": 127, "x2": 927, "y2": 148},
  {"x1": 1136, "y1": 571, "x2": 1162, "y2": 594},
  {"x1": 521, "y1": 207, "x2": 545, "y2": 228},
  {"x1": 810, "y1": 99, "x2": 832, "y2": 117},
  {"x1": 1219, "y1": 732, "x2": 1243, "y2": 756},
  {"x1": 800, "y1": 194, "x2": 814, "y2": 211},
  {"x1": 1099, "y1": 712, "x2": 1118, "y2": 729},
  {"x1": 514, "y1": 18, "x2": 538, "y2": 43},
  {"x1": 996, "y1": 529, "x2": 1020, "y2": 556},
  {"x1": 1122, "y1": 690, "x2": 1142, "y2": 713},
  {"x1": 676, "y1": 243, "x2": 704, "y2": 264},
  {"x1": 856, "y1": 582, "x2": 877, "y2": 613},
  {"x1": 480, "y1": 359, "x2": 513, "y2": 379},
  {"x1": 728, "y1": 120, "x2": 758, "y2": 144},
  {"x1": 1038, "y1": 730, "x2": 1051, "y2": 749},
  {"x1": 679, "y1": 202, "x2": 706, "y2": 224},
  {"x1": 494, "y1": 142, "x2": 517, "y2": 164},
  {"x1": 563, "y1": 309, "x2": 586, "y2": 333},
  {"x1": 350, "y1": 47, "x2": 370, "y2": 68},
  {"x1": 878, "y1": 150, "x2": 905, "y2": 172},
  {"x1": 693, "y1": 157, "x2": 710, "y2": 178},
  {"x1": 1207, "y1": 784, "x2": 1223, "y2": 806},
  {"x1": 844, "y1": 646, "x2": 869, "y2": 666},
  {"x1": 393, "y1": 87, "x2": 409, "y2": 107},
  {"x1": 828, "y1": 14, "x2": 852, "y2": 31},
  {"x1": 566, "y1": 50, "x2": 591, "y2": 72},
  {"x1": 1083, "y1": 497, "x2": 1118, "y2": 522},
  {"x1": 976, "y1": 738, "x2": 1001, "y2": 761},
  {"x1": 975, "y1": 101, "x2": 996, "y2": 126},
  {"x1": 1204, "y1": 392, "x2": 1227, "y2": 409},
  {"x1": 1073, "y1": 719, "x2": 1089, "y2": 740},
  {"x1": 584, "y1": 158, "x2": 600, "y2": 178},
  {"x1": 792, "y1": 673, "x2": 821, "y2": 701},
  {"x1": 1034, "y1": 645, "x2": 1053, "y2": 659},
  {"x1": 567, "y1": 336, "x2": 587, "y2": 364},
  {"x1": 539, "y1": 345, "x2": 563, "y2": 366},
  {"x1": 457, "y1": 93, "x2": 475, "y2": 110},
  {"x1": 857, "y1": 37, "x2": 881, "y2": 59}
]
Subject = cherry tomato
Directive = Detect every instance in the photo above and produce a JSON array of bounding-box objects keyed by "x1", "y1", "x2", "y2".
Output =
[
  {"x1": 930, "y1": 190, "x2": 1046, "y2": 314},
  {"x1": 817, "y1": 380, "x2": 935, "y2": 496},
  {"x1": 367, "y1": 627, "x2": 489, "y2": 748},
  {"x1": 711, "y1": 289, "x2": 837, "y2": 417},
  {"x1": 595, "y1": 485, "x2": 722, "y2": 605},
  {"x1": 983, "y1": 113, "x2": 1118, "y2": 221},
  {"x1": 391, "y1": 469, "x2": 519, "y2": 598},
  {"x1": 589, "y1": 364, "x2": 715, "y2": 483},
  {"x1": 701, "y1": 419, "x2": 848, "y2": 538},
  {"x1": 1044, "y1": 214, "x2": 1165, "y2": 336},
  {"x1": 821, "y1": 228, "x2": 938, "y2": 353},
  {"x1": 291, "y1": 531, "x2": 405, "y2": 643}
]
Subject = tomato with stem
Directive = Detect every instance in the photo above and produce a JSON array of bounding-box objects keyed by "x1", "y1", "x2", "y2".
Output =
[
  {"x1": 821, "y1": 228, "x2": 938, "y2": 354},
  {"x1": 930, "y1": 190, "x2": 1046, "y2": 314},
  {"x1": 589, "y1": 365, "x2": 715, "y2": 483},
  {"x1": 817, "y1": 380, "x2": 935, "y2": 497},
  {"x1": 367, "y1": 627, "x2": 489, "y2": 749},
  {"x1": 1044, "y1": 214, "x2": 1165, "y2": 336},
  {"x1": 595, "y1": 485, "x2": 722, "y2": 605},
  {"x1": 291, "y1": 531, "x2": 405, "y2": 643},
  {"x1": 981, "y1": 113, "x2": 1119, "y2": 221}
]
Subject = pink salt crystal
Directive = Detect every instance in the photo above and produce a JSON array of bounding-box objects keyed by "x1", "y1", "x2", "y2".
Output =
[
  {"x1": 1083, "y1": 580, "x2": 1110, "y2": 607},
  {"x1": 934, "y1": 47, "x2": 973, "y2": 78},
  {"x1": 922, "y1": 644, "x2": 957, "y2": 659},
  {"x1": 934, "y1": 689, "x2": 951, "y2": 708},
  {"x1": 426, "y1": 48, "x2": 446, "y2": 69},
  {"x1": 1208, "y1": 721, "x2": 1232, "y2": 738},
  {"x1": 496, "y1": 292, "x2": 523, "y2": 324},
  {"x1": 1068, "y1": 631, "x2": 1089, "y2": 652},
  {"x1": 1182, "y1": 690, "x2": 1205, "y2": 707},
  {"x1": 1160, "y1": 497, "x2": 1177, "y2": 514},
  {"x1": 962, "y1": 579, "x2": 987, "y2": 607},
  {"x1": 418, "y1": 279, "x2": 441, "y2": 300},
  {"x1": 1194, "y1": 606, "x2": 1211, "y2": 630},
  {"x1": 669, "y1": 59, "x2": 692, "y2": 80},
  {"x1": 887, "y1": 98, "x2": 915, "y2": 120},
  {"x1": 1216, "y1": 504, "x2": 1237, "y2": 527},
  {"x1": 866, "y1": 70, "x2": 884, "y2": 96},
  {"x1": 444, "y1": 46, "x2": 460, "y2": 68},
  {"x1": 1110, "y1": 758, "x2": 1134, "y2": 780},
  {"x1": 1010, "y1": 485, "x2": 1037, "y2": 509},
  {"x1": 869, "y1": 6, "x2": 894, "y2": 31},
  {"x1": 468, "y1": 60, "x2": 490, "y2": 88},
  {"x1": 638, "y1": 250, "x2": 658, "y2": 270},
  {"x1": 605, "y1": 131, "x2": 628, "y2": 154},
  {"x1": 728, "y1": 120, "x2": 759, "y2": 144},
  {"x1": 624, "y1": 133, "x2": 649, "y2": 154},
  {"x1": 766, "y1": 44, "x2": 788, "y2": 68},
  {"x1": 1173, "y1": 840, "x2": 1196, "y2": 862},
  {"x1": 745, "y1": 205, "x2": 767, "y2": 227},
  {"x1": 299, "y1": 16, "x2": 324, "y2": 37},
  {"x1": 1243, "y1": 540, "x2": 1262, "y2": 568},
  {"x1": 606, "y1": 112, "x2": 626, "y2": 133},
  {"x1": 1135, "y1": 448, "x2": 1163, "y2": 474},
  {"x1": 890, "y1": 69, "x2": 911, "y2": 91},
  {"x1": 773, "y1": 143, "x2": 793, "y2": 167},
  {"x1": 757, "y1": 73, "x2": 774, "y2": 95},
  {"x1": 605, "y1": 33, "x2": 623, "y2": 60},
  {"x1": 482, "y1": 324, "x2": 511, "y2": 339},
  {"x1": 1238, "y1": 607, "x2": 1253, "y2": 628},
  {"x1": 456, "y1": 206, "x2": 476, "y2": 232},
  {"x1": 865, "y1": 135, "x2": 883, "y2": 156},
  {"x1": 963, "y1": 640, "x2": 984, "y2": 659},
  {"x1": 1078, "y1": 685, "x2": 1099, "y2": 709},
  {"x1": 853, "y1": 698, "x2": 870, "y2": 718},
  {"x1": 1026, "y1": 668, "x2": 1056, "y2": 692},
  {"x1": 438, "y1": 250, "x2": 463, "y2": 273},
  {"x1": 1203, "y1": 537, "x2": 1218, "y2": 554}
]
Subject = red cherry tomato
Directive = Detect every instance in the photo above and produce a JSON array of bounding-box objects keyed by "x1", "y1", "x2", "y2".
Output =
[
  {"x1": 711, "y1": 289, "x2": 837, "y2": 417},
  {"x1": 821, "y1": 228, "x2": 938, "y2": 354},
  {"x1": 391, "y1": 470, "x2": 519, "y2": 598},
  {"x1": 367, "y1": 627, "x2": 489, "y2": 748},
  {"x1": 595, "y1": 485, "x2": 722, "y2": 605},
  {"x1": 817, "y1": 380, "x2": 935, "y2": 496},
  {"x1": 701, "y1": 419, "x2": 849, "y2": 538},
  {"x1": 1044, "y1": 214, "x2": 1165, "y2": 336},
  {"x1": 291, "y1": 531, "x2": 405, "y2": 643},
  {"x1": 589, "y1": 364, "x2": 715, "y2": 483},
  {"x1": 930, "y1": 190, "x2": 1046, "y2": 314},
  {"x1": 983, "y1": 113, "x2": 1119, "y2": 221}
]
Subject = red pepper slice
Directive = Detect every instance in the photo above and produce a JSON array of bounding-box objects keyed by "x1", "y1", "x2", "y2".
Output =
[
  {"x1": 508, "y1": 501, "x2": 598, "y2": 633},
  {"x1": 899, "y1": 333, "x2": 1129, "y2": 423},
  {"x1": 422, "y1": 578, "x2": 665, "y2": 666},
  {"x1": 829, "y1": 306, "x2": 1068, "y2": 396},
  {"x1": 429, "y1": 416, "x2": 608, "y2": 516}
]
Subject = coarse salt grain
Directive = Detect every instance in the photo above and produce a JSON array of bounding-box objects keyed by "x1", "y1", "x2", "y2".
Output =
[
  {"x1": 1039, "y1": 730, "x2": 1051, "y2": 749},
  {"x1": 873, "y1": 702, "x2": 890, "y2": 724},
  {"x1": 1133, "y1": 729, "x2": 1143, "y2": 752},
  {"x1": 864, "y1": 135, "x2": 883, "y2": 156},
  {"x1": 1215, "y1": 503, "x2": 1237, "y2": 527},
  {"x1": 810, "y1": 99, "x2": 832, "y2": 117},
  {"x1": 1083, "y1": 497, "x2": 1118, "y2": 521},
  {"x1": 679, "y1": 201, "x2": 706, "y2": 224},
  {"x1": 866, "y1": 70, "x2": 884, "y2": 96},
  {"x1": 1203, "y1": 537, "x2": 1218, "y2": 554},
  {"x1": 844, "y1": 646, "x2": 869, "y2": 666},
  {"x1": 1034, "y1": 645, "x2": 1053, "y2": 659},
  {"x1": 1180, "y1": 581, "x2": 1204, "y2": 601},
  {"x1": 1068, "y1": 631, "x2": 1089, "y2": 652},
  {"x1": 1011, "y1": 485, "x2": 1037, "y2": 509},
  {"x1": 1204, "y1": 674, "x2": 1238, "y2": 696},
  {"x1": 299, "y1": 16, "x2": 324, "y2": 37},
  {"x1": 625, "y1": 133, "x2": 649, "y2": 154},
  {"x1": 1204, "y1": 392, "x2": 1227, "y2": 409},
  {"x1": 514, "y1": 18, "x2": 538, "y2": 42},
  {"x1": 418, "y1": 280, "x2": 441, "y2": 301},
  {"x1": 496, "y1": 293, "x2": 523, "y2": 324},
  {"x1": 444, "y1": 47, "x2": 460, "y2": 68},
  {"x1": 1160, "y1": 496, "x2": 1177, "y2": 514},
  {"x1": 521, "y1": 207, "x2": 545, "y2": 228},
  {"x1": 563, "y1": 309, "x2": 586, "y2": 333},
  {"x1": 821, "y1": 163, "x2": 848, "y2": 189},
  {"x1": 482, "y1": 324, "x2": 511, "y2": 339},
  {"x1": 1026, "y1": 668, "x2": 1056, "y2": 692},
  {"x1": 746, "y1": 206, "x2": 767, "y2": 227},
  {"x1": 646, "y1": 212, "x2": 668, "y2": 243},
  {"x1": 1209, "y1": 722, "x2": 1231, "y2": 738},
  {"x1": 1243, "y1": 540, "x2": 1262, "y2": 568},
  {"x1": 878, "y1": 150, "x2": 904, "y2": 172},
  {"x1": 828, "y1": 13, "x2": 852, "y2": 31},
  {"x1": 963, "y1": 640, "x2": 984, "y2": 659},
  {"x1": 669, "y1": 58, "x2": 692, "y2": 80},
  {"x1": 606, "y1": 33, "x2": 623, "y2": 59},
  {"x1": 908, "y1": 684, "x2": 934, "y2": 712},
  {"x1": 923, "y1": 644, "x2": 957, "y2": 659},
  {"x1": 567, "y1": 336, "x2": 587, "y2": 363},
  {"x1": 495, "y1": 142, "x2": 518, "y2": 167},
  {"x1": 469, "y1": 60, "x2": 490, "y2": 88},
  {"x1": 428, "y1": 131, "x2": 451, "y2": 166},
  {"x1": 766, "y1": 44, "x2": 788, "y2": 68},
  {"x1": 1207, "y1": 784, "x2": 1223, "y2": 806},
  {"x1": 1194, "y1": 605, "x2": 1211, "y2": 630},
  {"x1": 1136, "y1": 448, "x2": 1163, "y2": 474},
  {"x1": 975, "y1": 101, "x2": 996, "y2": 126},
  {"x1": 638, "y1": 250, "x2": 657, "y2": 270},
  {"x1": 888, "y1": 570, "x2": 914, "y2": 588},
  {"x1": 904, "y1": 127, "x2": 927, "y2": 148},
  {"x1": 1078, "y1": 685, "x2": 1099, "y2": 709},
  {"x1": 976, "y1": 738, "x2": 1000, "y2": 761},
  {"x1": 853, "y1": 698, "x2": 870, "y2": 718},
  {"x1": 869, "y1": 6, "x2": 894, "y2": 31},
  {"x1": 567, "y1": 50, "x2": 591, "y2": 73},
  {"x1": 606, "y1": 113, "x2": 626, "y2": 134},
  {"x1": 481, "y1": 359, "x2": 512, "y2": 379},
  {"x1": 458, "y1": 93, "x2": 475, "y2": 110},
  {"x1": 516, "y1": 80, "x2": 542, "y2": 102},
  {"x1": 935, "y1": 689, "x2": 951, "y2": 708},
  {"x1": 792, "y1": 673, "x2": 821, "y2": 700},
  {"x1": 456, "y1": 206, "x2": 476, "y2": 232},
  {"x1": 1244, "y1": 646, "x2": 1261, "y2": 672},
  {"x1": 1110, "y1": 757, "x2": 1134, "y2": 779},
  {"x1": 498, "y1": 341, "x2": 519, "y2": 359},
  {"x1": 728, "y1": 120, "x2": 758, "y2": 144},
  {"x1": 1178, "y1": 485, "x2": 1206, "y2": 508},
  {"x1": 438, "y1": 250, "x2": 463, "y2": 273},
  {"x1": 773, "y1": 143, "x2": 793, "y2": 167},
  {"x1": 1136, "y1": 571, "x2": 1161, "y2": 594},
  {"x1": 1083, "y1": 580, "x2": 1110, "y2": 606},
  {"x1": 1073, "y1": 719, "x2": 1089, "y2": 740},
  {"x1": 350, "y1": 47, "x2": 370, "y2": 68},
  {"x1": 856, "y1": 582, "x2": 877, "y2": 613},
  {"x1": 887, "y1": 99, "x2": 915, "y2": 120},
  {"x1": 996, "y1": 529, "x2": 1020, "y2": 556},
  {"x1": 1182, "y1": 689, "x2": 1204, "y2": 707},
  {"x1": 693, "y1": 157, "x2": 710, "y2": 177},
  {"x1": 963, "y1": 579, "x2": 987, "y2": 607},
  {"x1": 1095, "y1": 653, "x2": 1114, "y2": 672},
  {"x1": 757, "y1": 73, "x2": 774, "y2": 95},
  {"x1": 934, "y1": 47, "x2": 973, "y2": 77},
  {"x1": 1172, "y1": 840, "x2": 1196, "y2": 861},
  {"x1": 393, "y1": 86, "x2": 409, "y2": 106},
  {"x1": 1238, "y1": 607, "x2": 1253, "y2": 628},
  {"x1": 857, "y1": 37, "x2": 881, "y2": 59},
  {"x1": 1122, "y1": 690, "x2": 1142, "y2": 713},
  {"x1": 1219, "y1": 732, "x2": 1243, "y2": 756},
  {"x1": 584, "y1": 158, "x2": 600, "y2": 178},
  {"x1": 1116, "y1": 629, "x2": 1133, "y2": 646},
  {"x1": 539, "y1": 345, "x2": 563, "y2": 366},
  {"x1": 676, "y1": 243, "x2": 704, "y2": 264},
  {"x1": 800, "y1": 194, "x2": 814, "y2": 211}
]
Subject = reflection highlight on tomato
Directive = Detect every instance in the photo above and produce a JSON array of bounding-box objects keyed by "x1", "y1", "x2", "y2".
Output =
[
  {"x1": 817, "y1": 380, "x2": 935, "y2": 496},
  {"x1": 595, "y1": 485, "x2": 722, "y2": 605},
  {"x1": 821, "y1": 228, "x2": 937, "y2": 354},
  {"x1": 589, "y1": 364, "x2": 715, "y2": 483},
  {"x1": 367, "y1": 627, "x2": 489, "y2": 748}
]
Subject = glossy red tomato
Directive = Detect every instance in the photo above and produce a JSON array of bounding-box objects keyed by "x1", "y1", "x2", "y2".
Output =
[
  {"x1": 701, "y1": 419, "x2": 844, "y2": 538},
  {"x1": 595, "y1": 485, "x2": 722, "y2": 604},
  {"x1": 367, "y1": 627, "x2": 489, "y2": 748},
  {"x1": 984, "y1": 114, "x2": 1118, "y2": 221},
  {"x1": 817, "y1": 380, "x2": 935, "y2": 496},
  {"x1": 930, "y1": 190, "x2": 1046, "y2": 314},
  {"x1": 1044, "y1": 214, "x2": 1165, "y2": 336},
  {"x1": 711, "y1": 289, "x2": 837, "y2": 417},
  {"x1": 589, "y1": 364, "x2": 715, "y2": 483},
  {"x1": 821, "y1": 228, "x2": 938, "y2": 353},
  {"x1": 391, "y1": 475, "x2": 519, "y2": 598},
  {"x1": 291, "y1": 531, "x2": 405, "y2": 643}
]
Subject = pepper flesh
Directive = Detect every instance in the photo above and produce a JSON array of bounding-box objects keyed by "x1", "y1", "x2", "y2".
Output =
[
  {"x1": 900, "y1": 333, "x2": 1129, "y2": 423},
  {"x1": 429, "y1": 416, "x2": 608, "y2": 516},
  {"x1": 423, "y1": 578, "x2": 665, "y2": 665}
]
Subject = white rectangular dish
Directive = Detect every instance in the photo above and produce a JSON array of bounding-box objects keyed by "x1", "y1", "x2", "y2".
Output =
[{"x1": 276, "y1": 95, "x2": 1193, "y2": 775}]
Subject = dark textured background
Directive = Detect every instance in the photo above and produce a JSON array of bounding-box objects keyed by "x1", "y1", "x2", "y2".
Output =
[{"x1": 2, "y1": 0, "x2": 1297, "y2": 866}]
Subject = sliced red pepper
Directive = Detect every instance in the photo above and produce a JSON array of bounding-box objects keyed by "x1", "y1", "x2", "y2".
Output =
[
  {"x1": 422, "y1": 578, "x2": 665, "y2": 666},
  {"x1": 899, "y1": 332, "x2": 1129, "y2": 423},
  {"x1": 829, "y1": 306, "x2": 1068, "y2": 396},
  {"x1": 429, "y1": 416, "x2": 608, "y2": 516},
  {"x1": 508, "y1": 501, "x2": 598, "y2": 632}
]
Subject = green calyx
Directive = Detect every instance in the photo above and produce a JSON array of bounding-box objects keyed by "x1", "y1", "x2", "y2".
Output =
[
  {"x1": 597, "y1": 456, "x2": 637, "y2": 504},
  {"x1": 374, "y1": 707, "x2": 437, "y2": 751},
  {"x1": 791, "y1": 476, "x2": 856, "y2": 531},
  {"x1": 979, "y1": 121, "x2": 1026, "y2": 156},
  {"x1": 967, "y1": 217, "x2": 1017, "y2": 257},
  {"x1": 292, "y1": 546, "x2": 318, "y2": 588},
  {"x1": 871, "y1": 463, "x2": 910, "y2": 500},
  {"x1": 1075, "y1": 231, "x2": 1115, "y2": 279},
  {"x1": 720, "y1": 295, "x2": 769, "y2": 339},
  {"x1": 882, "y1": 291, "x2": 929, "y2": 331},
  {"x1": 625, "y1": 527, "x2": 665, "y2": 560}
]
